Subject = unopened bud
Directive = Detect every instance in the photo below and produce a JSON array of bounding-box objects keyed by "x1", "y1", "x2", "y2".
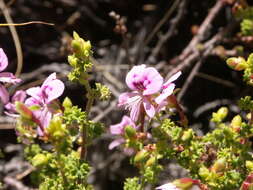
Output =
[
  {"x1": 125, "y1": 125, "x2": 136, "y2": 139},
  {"x1": 211, "y1": 158, "x2": 226, "y2": 173},
  {"x1": 227, "y1": 57, "x2": 247, "y2": 71},
  {"x1": 199, "y1": 166, "x2": 210, "y2": 179},
  {"x1": 15, "y1": 102, "x2": 33, "y2": 119},
  {"x1": 246, "y1": 161, "x2": 253, "y2": 172},
  {"x1": 63, "y1": 97, "x2": 72, "y2": 109},
  {"x1": 32, "y1": 153, "x2": 50, "y2": 167},
  {"x1": 134, "y1": 149, "x2": 149, "y2": 163},
  {"x1": 211, "y1": 107, "x2": 228, "y2": 123},
  {"x1": 173, "y1": 178, "x2": 199, "y2": 189},
  {"x1": 145, "y1": 156, "x2": 156, "y2": 167},
  {"x1": 68, "y1": 55, "x2": 78, "y2": 67},
  {"x1": 181, "y1": 129, "x2": 193, "y2": 141},
  {"x1": 231, "y1": 115, "x2": 242, "y2": 132}
]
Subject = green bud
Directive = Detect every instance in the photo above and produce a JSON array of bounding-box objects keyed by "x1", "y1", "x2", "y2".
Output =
[
  {"x1": 95, "y1": 83, "x2": 111, "y2": 101},
  {"x1": 246, "y1": 161, "x2": 253, "y2": 172},
  {"x1": 134, "y1": 150, "x2": 149, "y2": 164},
  {"x1": 125, "y1": 125, "x2": 136, "y2": 139},
  {"x1": 46, "y1": 116, "x2": 65, "y2": 140},
  {"x1": 15, "y1": 102, "x2": 33, "y2": 119},
  {"x1": 173, "y1": 178, "x2": 196, "y2": 190},
  {"x1": 63, "y1": 97, "x2": 73, "y2": 109},
  {"x1": 199, "y1": 166, "x2": 210, "y2": 179},
  {"x1": 181, "y1": 129, "x2": 193, "y2": 141},
  {"x1": 231, "y1": 115, "x2": 242, "y2": 132},
  {"x1": 145, "y1": 156, "x2": 156, "y2": 167},
  {"x1": 227, "y1": 57, "x2": 247, "y2": 71},
  {"x1": 211, "y1": 107, "x2": 228, "y2": 123},
  {"x1": 68, "y1": 55, "x2": 78, "y2": 67},
  {"x1": 72, "y1": 32, "x2": 92, "y2": 59},
  {"x1": 211, "y1": 158, "x2": 226, "y2": 173},
  {"x1": 32, "y1": 153, "x2": 50, "y2": 167}
]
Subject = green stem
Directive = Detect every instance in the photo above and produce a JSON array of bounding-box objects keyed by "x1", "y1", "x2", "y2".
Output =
[{"x1": 80, "y1": 76, "x2": 95, "y2": 160}]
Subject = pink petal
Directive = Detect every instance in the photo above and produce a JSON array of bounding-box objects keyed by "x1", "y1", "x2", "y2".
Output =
[
  {"x1": 142, "y1": 67, "x2": 163, "y2": 95},
  {"x1": 0, "y1": 72, "x2": 21, "y2": 84},
  {"x1": 108, "y1": 138, "x2": 125, "y2": 150},
  {"x1": 26, "y1": 87, "x2": 42, "y2": 103},
  {"x1": 42, "y1": 79, "x2": 65, "y2": 103},
  {"x1": 0, "y1": 48, "x2": 8, "y2": 72},
  {"x1": 25, "y1": 97, "x2": 41, "y2": 106},
  {"x1": 12, "y1": 90, "x2": 26, "y2": 102},
  {"x1": 42, "y1": 73, "x2": 57, "y2": 86},
  {"x1": 143, "y1": 97, "x2": 156, "y2": 118},
  {"x1": 130, "y1": 99, "x2": 142, "y2": 121},
  {"x1": 0, "y1": 85, "x2": 9, "y2": 104},
  {"x1": 110, "y1": 116, "x2": 136, "y2": 135},
  {"x1": 164, "y1": 71, "x2": 182, "y2": 87},
  {"x1": 155, "y1": 83, "x2": 175, "y2": 104},
  {"x1": 126, "y1": 65, "x2": 146, "y2": 90}
]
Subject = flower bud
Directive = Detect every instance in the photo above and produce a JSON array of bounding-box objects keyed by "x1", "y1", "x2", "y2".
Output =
[
  {"x1": 134, "y1": 149, "x2": 149, "y2": 164},
  {"x1": 211, "y1": 158, "x2": 226, "y2": 173},
  {"x1": 181, "y1": 129, "x2": 193, "y2": 141},
  {"x1": 15, "y1": 102, "x2": 33, "y2": 119},
  {"x1": 227, "y1": 57, "x2": 247, "y2": 71},
  {"x1": 246, "y1": 161, "x2": 253, "y2": 172},
  {"x1": 199, "y1": 166, "x2": 210, "y2": 179},
  {"x1": 125, "y1": 125, "x2": 136, "y2": 139},
  {"x1": 68, "y1": 55, "x2": 78, "y2": 67},
  {"x1": 231, "y1": 115, "x2": 242, "y2": 132},
  {"x1": 32, "y1": 153, "x2": 50, "y2": 167},
  {"x1": 62, "y1": 97, "x2": 72, "y2": 109},
  {"x1": 173, "y1": 178, "x2": 199, "y2": 190},
  {"x1": 145, "y1": 157, "x2": 156, "y2": 167},
  {"x1": 211, "y1": 107, "x2": 228, "y2": 123},
  {"x1": 46, "y1": 116, "x2": 65, "y2": 140}
]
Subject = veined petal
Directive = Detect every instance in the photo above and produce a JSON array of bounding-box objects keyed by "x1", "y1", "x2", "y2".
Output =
[
  {"x1": 0, "y1": 84, "x2": 9, "y2": 104},
  {"x1": 26, "y1": 87, "x2": 42, "y2": 103},
  {"x1": 126, "y1": 65, "x2": 146, "y2": 90},
  {"x1": 43, "y1": 79, "x2": 65, "y2": 104},
  {"x1": 12, "y1": 90, "x2": 27, "y2": 102},
  {"x1": 155, "y1": 83, "x2": 175, "y2": 104},
  {"x1": 109, "y1": 138, "x2": 125, "y2": 150},
  {"x1": 142, "y1": 67, "x2": 163, "y2": 95},
  {"x1": 164, "y1": 71, "x2": 182, "y2": 87},
  {"x1": 143, "y1": 97, "x2": 156, "y2": 118},
  {"x1": 0, "y1": 48, "x2": 8, "y2": 72},
  {"x1": 0, "y1": 72, "x2": 21, "y2": 84}
]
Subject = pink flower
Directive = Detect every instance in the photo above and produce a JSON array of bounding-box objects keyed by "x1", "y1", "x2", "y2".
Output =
[
  {"x1": 5, "y1": 90, "x2": 27, "y2": 116},
  {"x1": 119, "y1": 65, "x2": 163, "y2": 121},
  {"x1": 109, "y1": 116, "x2": 137, "y2": 150},
  {"x1": 0, "y1": 48, "x2": 21, "y2": 104},
  {"x1": 25, "y1": 73, "x2": 65, "y2": 135}
]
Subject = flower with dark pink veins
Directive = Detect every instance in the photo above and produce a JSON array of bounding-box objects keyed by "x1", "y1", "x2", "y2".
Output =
[
  {"x1": 25, "y1": 73, "x2": 65, "y2": 135},
  {"x1": 0, "y1": 48, "x2": 21, "y2": 104},
  {"x1": 119, "y1": 65, "x2": 163, "y2": 121},
  {"x1": 109, "y1": 116, "x2": 137, "y2": 150}
]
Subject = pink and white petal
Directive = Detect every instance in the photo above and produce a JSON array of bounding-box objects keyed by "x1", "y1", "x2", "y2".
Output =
[
  {"x1": 25, "y1": 97, "x2": 40, "y2": 106},
  {"x1": 156, "y1": 183, "x2": 179, "y2": 190},
  {"x1": 12, "y1": 90, "x2": 27, "y2": 102},
  {"x1": 109, "y1": 138, "x2": 125, "y2": 150},
  {"x1": 0, "y1": 48, "x2": 8, "y2": 72},
  {"x1": 42, "y1": 73, "x2": 57, "y2": 86},
  {"x1": 130, "y1": 100, "x2": 142, "y2": 122},
  {"x1": 164, "y1": 71, "x2": 182, "y2": 86},
  {"x1": 125, "y1": 65, "x2": 146, "y2": 90},
  {"x1": 26, "y1": 87, "x2": 42, "y2": 101},
  {"x1": 110, "y1": 123, "x2": 124, "y2": 135},
  {"x1": 118, "y1": 92, "x2": 138, "y2": 107},
  {"x1": 0, "y1": 85, "x2": 9, "y2": 104},
  {"x1": 143, "y1": 98, "x2": 156, "y2": 118},
  {"x1": 0, "y1": 72, "x2": 21, "y2": 84},
  {"x1": 155, "y1": 83, "x2": 175, "y2": 104},
  {"x1": 43, "y1": 79, "x2": 65, "y2": 103},
  {"x1": 143, "y1": 67, "x2": 163, "y2": 95}
]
